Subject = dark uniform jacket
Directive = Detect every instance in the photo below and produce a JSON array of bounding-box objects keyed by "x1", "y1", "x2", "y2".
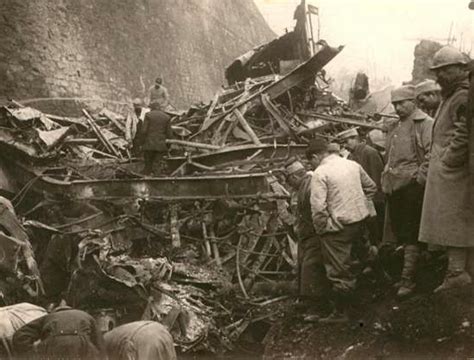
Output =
[
  {"x1": 13, "y1": 307, "x2": 105, "y2": 360},
  {"x1": 381, "y1": 108, "x2": 434, "y2": 194},
  {"x1": 348, "y1": 143, "x2": 384, "y2": 203},
  {"x1": 294, "y1": 174, "x2": 314, "y2": 241},
  {"x1": 468, "y1": 63, "x2": 474, "y2": 207},
  {"x1": 139, "y1": 109, "x2": 172, "y2": 152}
]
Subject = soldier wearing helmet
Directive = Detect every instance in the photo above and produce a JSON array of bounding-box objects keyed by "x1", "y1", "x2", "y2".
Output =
[
  {"x1": 148, "y1": 76, "x2": 170, "y2": 110},
  {"x1": 415, "y1": 79, "x2": 441, "y2": 117},
  {"x1": 381, "y1": 84, "x2": 434, "y2": 297},
  {"x1": 419, "y1": 46, "x2": 473, "y2": 292}
]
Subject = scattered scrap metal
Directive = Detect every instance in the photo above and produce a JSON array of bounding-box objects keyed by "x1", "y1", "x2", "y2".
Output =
[{"x1": 0, "y1": 44, "x2": 388, "y2": 354}]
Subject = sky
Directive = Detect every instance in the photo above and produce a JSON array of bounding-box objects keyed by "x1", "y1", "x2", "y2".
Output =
[{"x1": 254, "y1": 0, "x2": 474, "y2": 89}]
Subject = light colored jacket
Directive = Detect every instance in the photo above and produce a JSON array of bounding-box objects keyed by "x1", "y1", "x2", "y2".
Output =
[
  {"x1": 310, "y1": 154, "x2": 377, "y2": 234},
  {"x1": 149, "y1": 85, "x2": 170, "y2": 108}
]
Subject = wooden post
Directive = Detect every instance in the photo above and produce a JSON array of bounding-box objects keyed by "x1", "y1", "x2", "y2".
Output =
[
  {"x1": 202, "y1": 223, "x2": 212, "y2": 257},
  {"x1": 234, "y1": 109, "x2": 262, "y2": 145},
  {"x1": 209, "y1": 225, "x2": 222, "y2": 268},
  {"x1": 82, "y1": 109, "x2": 121, "y2": 158},
  {"x1": 169, "y1": 203, "x2": 181, "y2": 248}
]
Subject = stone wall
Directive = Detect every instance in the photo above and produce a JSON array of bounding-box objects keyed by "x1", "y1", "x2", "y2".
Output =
[{"x1": 0, "y1": 0, "x2": 274, "y2": 115}]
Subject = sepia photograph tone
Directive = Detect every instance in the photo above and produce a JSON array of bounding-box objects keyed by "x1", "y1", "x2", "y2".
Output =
[{"x1": 0, "y1": 0, "x2": 473, "y2": 359}]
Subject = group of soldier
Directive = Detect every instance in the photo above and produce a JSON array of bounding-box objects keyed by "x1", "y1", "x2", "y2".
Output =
[
  {"x1": 286, "y1": 45, "x2": 473, "y2": 323},
  {"x1": 8, "y1": 301, "x2": 177, "y2": 360}
]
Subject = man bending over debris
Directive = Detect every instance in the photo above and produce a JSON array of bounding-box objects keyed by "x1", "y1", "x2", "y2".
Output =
[
  {"x1": 138, "y1": 101, "x2": 172, "y2": 176},
  {"x1": 12, "y1": 300, "x2": 105, "y2": 360},
  {"x1": 285, "y1": 160, "x2": 328, "y2": 316},
  {"x1": 307, "y1": 137, "x2": 377, "y2": 323},
  {"x1": 104, "y1": 320, "x2": 177, "y2": 360}
]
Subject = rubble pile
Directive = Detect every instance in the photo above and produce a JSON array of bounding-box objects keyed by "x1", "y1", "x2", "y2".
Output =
[{"x1": 0, "y1": 44, "x2": 387, "y2": 354}]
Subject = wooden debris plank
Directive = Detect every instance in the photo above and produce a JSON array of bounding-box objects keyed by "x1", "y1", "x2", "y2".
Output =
[
  {"x1": 82, "y1": 109, "x2": 121, "y2": 158},
  {"x1": 219, "y1": 117, "x2": 238, "y2": 146},
  {"x1": 200, "y1": 93, "x2": 220, "y2": 131},
  {"x1": 100, "y1": 109, "x2": 126, "y2": 134},
  {"x1": 298, "y1": 111, "x2": 384, "y2": 130},
  {"x1": 233, "y1": 109, "x2": 262, "y2": 146},
  {"x1": 166, "y1": 139, "x2": 221, "y2": 151},
  {"x1": 198, "y1": 45, "x2": 343, "y2": 133},
  {"x1": 64, "y1": 138, "x2": 99, "y2": 145}
]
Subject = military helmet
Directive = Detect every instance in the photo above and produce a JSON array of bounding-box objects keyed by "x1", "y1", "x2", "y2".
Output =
[{"x1": 430, "y1": 46, "x2": 467, "y2": 70}]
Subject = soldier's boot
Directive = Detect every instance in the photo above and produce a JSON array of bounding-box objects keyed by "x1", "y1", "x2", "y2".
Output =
[
  {"x1": 435, "y1": 248, "x2": 472, "y2": 293},
  {"x1": 397, "y1": 244, "x2": 419, "y2": 297}
]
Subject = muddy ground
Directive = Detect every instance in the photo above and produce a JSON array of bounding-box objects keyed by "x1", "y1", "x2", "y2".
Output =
[{"x1": 263, "y1": 254, "x2": 474, "y2": 360}]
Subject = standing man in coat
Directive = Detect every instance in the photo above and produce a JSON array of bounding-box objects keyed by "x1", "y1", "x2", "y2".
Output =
[
  {"x1": 308, "y1": 137, "x2": 377, "y2": 323},
  {"x1": 138, "y1": 101, "x2": 172, "y2": 176},
  {"x1": 285, "y1": 160, "x2": 328, "y2": 315},
  {"x1": 382, "y1": 85, "x2": 434, "y2": 297},
  {"x1": 12, "y1": 301, "x2": 105, "y2": 360},
  {"x1": 339, "y1": 128, "x2": 385, "y2": 245},
  {"x1": 419, "y1": 46, "x2": 473, "y2": 292},
  {"x1": 415, "y1": 79, "x2": 441, "y2": 118}
]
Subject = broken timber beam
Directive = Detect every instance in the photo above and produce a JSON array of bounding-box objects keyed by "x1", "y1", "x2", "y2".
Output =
[
  {"x1": 166, "y1": 144, "x2": 308, "y2": 172},
  {"x1": 199, "y1": 44, "x2": 343, "y2": 133},
  {"x1": 261, "y1": 94, "x2": 299, "y2": 142},
  {"x1": 297, "y1": 111, "x2": 384, "y2": 130},
  {"x1": 233, "y1": 109, "x2": 262, "y2": 146},
  {"x1": 82, "y1": 109, "x2": 121, "y2": 158},
  {"x1": 166, "y1": 139, "x2": 221, "y2": 151}
]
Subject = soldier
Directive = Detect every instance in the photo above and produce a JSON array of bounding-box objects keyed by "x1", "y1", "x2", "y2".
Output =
[
  {"x1": 104, "y1": 321, "x2": 177, "y2": 360},
  {"x1": 382, "y1": 85, "x2": 434, "y2": 297},
  {"x1": 415, "y1": 79, "x2": 441, "y2": 117},
  {"x1": 285, "y1": 161, "x2": 328, "y2": 317},
  {"x1": 13, "y1": 301, "x2": 105, "y2": 360},
  {"x1": 307, "y1": 137, "x2": 376, "y2": 322},
  {"x1": 339, "y1": 128, "x2": 385, "y2": 245},
  {"x1": 419, "y1": 46, "x2": 474, "y2": 292},
  {"x1": 148, "y1": 76, "x2": 170, "y2": 110},
  {"x1": 137, "y1": 101, "x2": 172, "y2": 176}
]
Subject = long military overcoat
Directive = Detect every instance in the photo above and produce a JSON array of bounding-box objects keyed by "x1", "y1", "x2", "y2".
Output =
[{"x1": 419, "y1": 79, "x2": 474, "y2": 247}]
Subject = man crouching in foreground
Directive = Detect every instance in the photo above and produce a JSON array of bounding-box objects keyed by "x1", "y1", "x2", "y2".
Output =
[{"x1": 307, "y1": 137, "x2": 377, "y2": 323}]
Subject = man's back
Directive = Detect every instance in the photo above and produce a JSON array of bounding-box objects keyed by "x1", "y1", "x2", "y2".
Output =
[
  {"x1": 141, "y1": 109, "x2": 171, "y2": 152},
  {"x1": 349, "y1": 143, "x2": 384, "y2": 200},
  {"x1": 105, "y1": 321, "x2": 176, "y2": 360},
  {"x1": 311, "y1": 155, "x2": 376, "y2": 232}
]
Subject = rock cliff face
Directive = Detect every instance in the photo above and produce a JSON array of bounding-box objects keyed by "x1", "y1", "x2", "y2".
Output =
[
  {"x1": 0, "y1": 0, "x2": 274, "y2": 114},
  {"x1": 411, "y1": 40, "x2": 443, "y2": 84}
]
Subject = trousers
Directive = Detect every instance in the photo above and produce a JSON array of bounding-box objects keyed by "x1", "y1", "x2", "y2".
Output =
[
  {"x1": 143, "y1": 151, "x2": 166, "y2": 175},
  {"x1": 387, "y1": 182, "x2": 424, "y2": 245},
  {"x1": 320, "y1": 221, "x2": 365, "y2": 294},
  {"x1": 298, "y1": 235, "x2": 327, "y2": 298}
]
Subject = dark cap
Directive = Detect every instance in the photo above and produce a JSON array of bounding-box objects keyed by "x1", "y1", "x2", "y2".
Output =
[{"x1": 306, "y1": 136, "x2": 328, "y2": 158}]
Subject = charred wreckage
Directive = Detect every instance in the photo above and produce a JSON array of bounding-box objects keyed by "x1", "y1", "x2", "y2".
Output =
[{"x1": 0, "y1": 34, "x2": 391, "y2": 355}]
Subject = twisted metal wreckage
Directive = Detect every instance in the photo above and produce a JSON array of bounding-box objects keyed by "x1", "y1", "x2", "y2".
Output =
[{"x1": 0, "y1": 43, "x2": 388, "y2": 353}]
